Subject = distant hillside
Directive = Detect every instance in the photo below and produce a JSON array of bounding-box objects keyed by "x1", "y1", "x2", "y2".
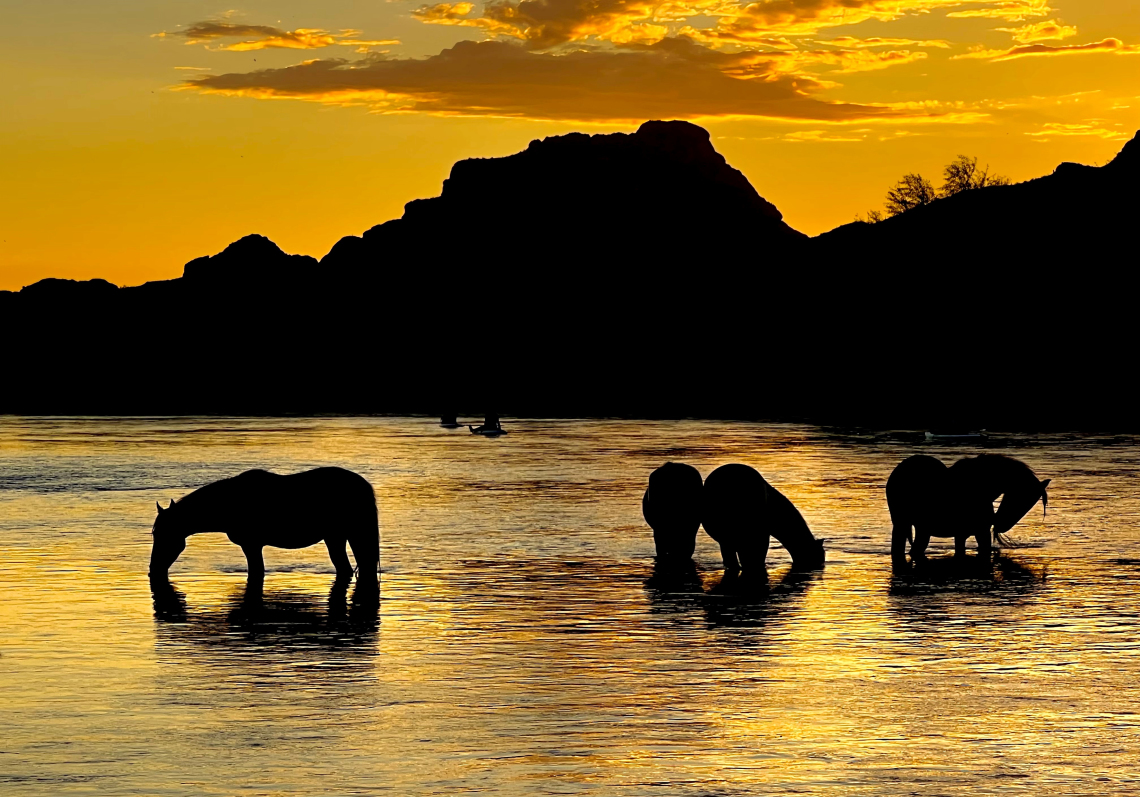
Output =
[
  {"x1": 3, "y1": 123, "x2": 1138, "y2": 427},
  {"x1": 814, "y1": 130, "x2": 1139, "y2": 261}
]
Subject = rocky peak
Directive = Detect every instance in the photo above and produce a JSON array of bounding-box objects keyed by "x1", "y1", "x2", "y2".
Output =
[{"x1": 182, "y1": 234, "x2": 317, "y2": 286}]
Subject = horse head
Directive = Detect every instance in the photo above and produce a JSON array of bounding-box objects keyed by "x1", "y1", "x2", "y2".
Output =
[
  {"x1": 149, "y1": 499, "x2": 188, "y2": 579},
  {"x1": 994, "y1": 477, "x2": 1051, "y2": 536},
  {"x1": 793, "y1": 535, "x2": 827, "y2": 571}
]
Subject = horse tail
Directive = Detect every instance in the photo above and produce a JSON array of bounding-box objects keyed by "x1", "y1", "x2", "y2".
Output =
[{"x1": 348, "y1": 479, "x2": 381, "y2": 578}]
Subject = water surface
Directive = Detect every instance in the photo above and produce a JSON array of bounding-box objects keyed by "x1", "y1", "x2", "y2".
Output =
[{"x1": 2, "y1": 417, "x2": 1139, "y2": 795}]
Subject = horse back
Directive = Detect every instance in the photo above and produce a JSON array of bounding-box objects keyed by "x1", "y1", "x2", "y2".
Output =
[
  {"x1": 225, "y1": 467, "x2": 377, "y2": 546},
  {"x1": 886, "y1": 455, "x2": 946, "y2": 517}
]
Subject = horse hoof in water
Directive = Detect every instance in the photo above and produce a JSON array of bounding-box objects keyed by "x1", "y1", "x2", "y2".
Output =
[
  {"x1": 642, "y1": 462, "x2": 703, "y2": 564},
  {"x1": 702, "y1": 464, "x2": 824, "y2": 573},
  {"x1": 149, "y1": 467, "x2": 380, "y2": 584}
]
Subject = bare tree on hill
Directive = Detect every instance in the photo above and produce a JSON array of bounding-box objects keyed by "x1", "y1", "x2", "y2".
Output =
[
  {"x1": 885, "y1": 173, "x2": 937, "y2": 216},
  {"x1": 940, "y1": 155, "x2": 1010, "y2": 197}
]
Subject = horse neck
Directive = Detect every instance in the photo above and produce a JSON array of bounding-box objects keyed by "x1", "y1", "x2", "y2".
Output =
[
  {"x1": 981, "y1": 456, "x2": 1039, "y2": 501},
  {"x1": 170, "y1": 482, "x2": 229, "y2": 534},
  {"x1": 765, "y1": 487, "x2": 817, "y2": 561}
]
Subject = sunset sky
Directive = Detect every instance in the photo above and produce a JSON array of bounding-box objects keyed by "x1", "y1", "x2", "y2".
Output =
[{"x1": 3, "y1": 0, "x2": 1138, "y2": 290}]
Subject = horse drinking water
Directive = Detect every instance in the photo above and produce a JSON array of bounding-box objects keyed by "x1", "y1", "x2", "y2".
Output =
[
  {"x1": 149, "y1": 467, "x2": 380, "y2": 585},
  {"x1": 887, "y1": 453, "x2": 1050, "y2": 562},
  {"x1": 702, "y1": 464, "x2": 825, "y2": 572}
]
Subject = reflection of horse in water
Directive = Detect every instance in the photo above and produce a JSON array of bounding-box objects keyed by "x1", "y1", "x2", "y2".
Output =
[
  {"x1": 703, "y1": 464, "x2": 825, "y2": 572},
  {"x1": 149, "y1": 467, "x2": 380, "y2": 587},
  {"x1": 150, "y1": 577, "x2": 380, "y2": 671},
  {"x1": 887, "y1": 454, "x2": 1050, "y2": 563},
  {"x1": 644, "y1": 559, "x2": 818, "y2": 630},
  {"x1": 889, "y1": 553, "x2": 1044, "y2": 594},
  {"x1": 888, "y1": 554, "x2": 1047, "y2": 630}
]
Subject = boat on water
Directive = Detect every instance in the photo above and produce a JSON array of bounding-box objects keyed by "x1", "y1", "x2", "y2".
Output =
[{"x1": 470, "y1": 415, "x2": 507, "y2": 436}]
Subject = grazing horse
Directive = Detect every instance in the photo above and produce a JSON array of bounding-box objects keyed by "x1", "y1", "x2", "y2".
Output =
[
  {"x1": 702, "y1": 464, "x2": 825, "y2": 572},
  {"x1": 149, "y1": 467, "x2": 380, "y2": 584},
  {"x1": 887, "y1": 454, "x2": 1050, "y2": 562},
  {"x1": 642, "y1": 462, "x2": 704, "y2": 562}
]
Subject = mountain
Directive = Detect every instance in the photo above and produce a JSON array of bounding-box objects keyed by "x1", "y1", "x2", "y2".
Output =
[
  {"x1": 3, "y1": 123, "x2": 1138, "y2": 426},
  {"x1": 321, "y1": 120, "x2": 803, "y2": 272}
]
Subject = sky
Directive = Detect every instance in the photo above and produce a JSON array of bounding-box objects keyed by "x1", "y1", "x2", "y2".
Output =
[{"x1": 2, "y1": 0, "x2": 1138, "y2": 290}]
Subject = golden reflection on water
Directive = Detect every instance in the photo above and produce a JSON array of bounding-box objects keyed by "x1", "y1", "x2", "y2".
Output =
[{"x1": 2, "y1": 417, "x2": 1140, "y2": 794}]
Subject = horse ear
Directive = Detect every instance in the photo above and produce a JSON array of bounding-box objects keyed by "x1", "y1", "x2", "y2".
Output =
[
  {"x1": 168, "y1": 499, "x2": 176, "y2": 509},
  {"x1": 156, "y1": 501, "x2": 164, "y2": 514}
]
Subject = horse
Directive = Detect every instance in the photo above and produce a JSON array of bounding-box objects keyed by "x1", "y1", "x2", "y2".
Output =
[
  {"x1": 887, "y1": 453, "x2": 1049, "y2": 562},
  {"x1": 702, "y1": 464, "x2": 825, "y2": 572},
  {"x1": 642, "y1": 462, "x2": 704, "y2": 562},
  {"x1": 149, "y1": 467, "x2": 380, "y2": 585}
]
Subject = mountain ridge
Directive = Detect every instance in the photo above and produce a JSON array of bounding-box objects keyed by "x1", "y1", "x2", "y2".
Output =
[{"x1": 3, "y1": 122, "x2": 1138, "y2": 426}]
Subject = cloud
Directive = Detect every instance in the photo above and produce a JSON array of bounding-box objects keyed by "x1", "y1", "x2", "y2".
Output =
[
  {"x1": 953, "y1": 38, "x2": 1140, "y2": 61},
  {"x1": 155, "y1": 21, "x2": 398, "y2": 52},
  {"x1": 414, "y1": 0, "x2": 673, "y2": 47},
  {"x1": 995, "y1": 19, "x2": 1076, "y2": 43},
  {"x1": 1026, "y1": 122, "x2": 1131, "y2": 139},
  {"x1": 946, "y1": 1, "x2": 1051, "y2": 21},
  {"x1": 821, "y1": 36, "x2": 951, "y2": 49},
  {"x1": 411, "y1": 0, "x2": 1022, "y2": 49},
  {"x1": 784, "y1": 130, "x2": 866, "y2": 141},
  {"x1": 181, "y1": 38, "x2": 968, "y2": 123},
  {"x1": 684, "y1": 0, "x2": 973, "y2": 43}
]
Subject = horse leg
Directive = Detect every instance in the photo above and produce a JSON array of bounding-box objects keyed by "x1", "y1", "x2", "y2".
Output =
[
  {"x1": 242, "y1": 545, "x2": 265, "y2": 581},
  {"x1": 720, "y1": 543, "x2": 741, "y2": 573},
  {"x1": 976, "y1": 528, "x2": 993, "y2": 560},
  {"x1": 738, "y1": 534, "x2": 770, "y2": 572},
  {"x1": 955, "y1": 536, "x2": 967, "y2": 557},
  {"x1": 890, "y1": 513, "x2": 911, "y2": 562},
  {"x1": 348, "y1": 531, "x2": 380, "y2": 586},
  {"x1": 910, "y1": 531, "x2": 930, "y2": 560},
  {"x1": 325, "y1": 538, "x2": 355, "y2": 582}
]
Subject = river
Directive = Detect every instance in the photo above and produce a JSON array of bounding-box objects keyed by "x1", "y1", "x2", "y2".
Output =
[{"x1": 1, "y1": 417, "x2": 1138, "y2": 795}]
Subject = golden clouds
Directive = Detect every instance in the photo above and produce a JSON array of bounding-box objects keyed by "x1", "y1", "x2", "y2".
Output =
[
  {"x1": 410, "y1": 0, "x2": 1040, "y2": 49},
  {"x1": 946, "y1": 1, "x2": 1051, "y2": 20},
  {"x1": 182, "y1": 38, "x2": 949, "y2": 123},
  {"x1": 155, "y1": 22, "x2": 398, "y2": 52},
  {"x1": 1026, "y1": 122, "x2": 1132, "y2": 139},
  {"x1": 955, "y1": 37, "x2": 1140, "y2": 61},
  {"x1": 161, "y1": 2, "x2": 1136, "y2": 130},
  {"x1": 996, "y1": 19, "x2": 1077, "y2": 42},
  {"x1": 824, "y1": 37, "x2": 951, "y2": 49}
]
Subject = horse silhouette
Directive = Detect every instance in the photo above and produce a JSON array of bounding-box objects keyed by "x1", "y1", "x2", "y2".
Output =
[
  {"x1": 642, "y1": 462, "x2": 704, "y2": 562},
  {"x1": 149, "y1": 467, "x2": 380, "y2": 585},
  {"x1": 887, "y1": 453, "x2": 1050, "y2": 562},
  {"x1": 702, "y1": 464, "x2": 825, "y2": 572}
]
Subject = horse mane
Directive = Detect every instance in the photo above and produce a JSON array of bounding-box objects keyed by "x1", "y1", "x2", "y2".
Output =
[
  {"x1": 954, "y1": 454, "x2": 1039, "y2": 497},
  {"x1": 156, "y1": 470, "x2": 275, "y2": 533}
]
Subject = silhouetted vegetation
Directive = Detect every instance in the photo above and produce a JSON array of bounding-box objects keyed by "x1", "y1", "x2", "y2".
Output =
[
  {"x1": 862, "y1": 154, "x2": 1012, "y2": 221},
  {"x1": 885, "y1": 173, "x2": 937, "y2": 216},
  {"x1": 940, "y1": 155, "x2": 1011, "y2": 196}
]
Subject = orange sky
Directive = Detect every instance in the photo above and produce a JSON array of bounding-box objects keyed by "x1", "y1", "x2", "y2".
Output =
[{"x1": 2, "y1": 0, "x2": 1138, "y2": 290}]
